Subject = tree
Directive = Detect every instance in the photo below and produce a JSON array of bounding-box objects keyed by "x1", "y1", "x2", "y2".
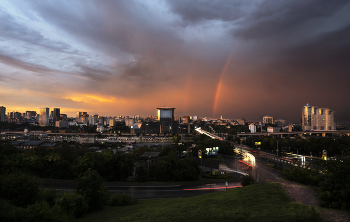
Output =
[
  {"x1": 75, "y1": 170, "x2": 109, "y2": 212},
  {"x1": 0, "y1": 171, "x2": 39, "y2": 207},
  {"x1": 319, "y1": 159, "x2": 350, "y2": 210},
  {"x1": 135, "y1": 165, "x2": 148, "y2": 182}
]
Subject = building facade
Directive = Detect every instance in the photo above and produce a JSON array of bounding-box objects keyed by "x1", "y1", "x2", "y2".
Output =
[
  {"x1": 302, "y1": 104, "x2": 336, "y2": 131},
  {"x1": 157, "y1": 107, "x2": 176, "y2": 134},
  {"x1": 0, "y1": 106, "x2": 6, "y2": 122},
  {"x1": 263, "y1": 116, "x2": 274, "y2": 125},
  {"x1": 53, "y1": 108, "x2": 60, "y2": 122},
  {"x1": 249, "y1": 124, "x2": 256, "y2": 133},
  {"x1": 39, "y1": 107, "x2": 50, "y2": 126}
]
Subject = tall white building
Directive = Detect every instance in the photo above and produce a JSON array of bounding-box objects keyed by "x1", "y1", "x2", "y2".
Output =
[
  {"x1": 0, "y1": 106, "x2": 6, "y2": 122},
  {"x1": 249, "y1": 124, "x2": 256, "y2": 133},
  {"x1": 39, "y1": 108, "x2": 50, "y2": 126},
  {"x1": 302, "y1": 104, "x2": 335, "y2": 131}
]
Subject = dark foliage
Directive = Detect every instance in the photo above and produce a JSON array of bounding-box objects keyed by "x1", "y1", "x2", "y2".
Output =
[{"x1": 75, "y1": 169, "x2": 109, "y2": 212}]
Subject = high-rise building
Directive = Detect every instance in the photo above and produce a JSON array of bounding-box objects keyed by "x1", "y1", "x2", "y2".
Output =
[
  {"x1": 0, "y1": 106, "x2": 6, "y2": 122},
  {"x1": 249, "y1": 124, "x2": 256, "y2": 133},
  {"x1": 157, "y1": 107, "x2": 176, "y2": 134},
  {"x1": 25, "y1": 111, "x2": 37, "y2": 119},
  {"x1": 7, "y1": 111, "x2": 22, "y2": 123},
  {"x1": 53, "y1": 108, "x2": 60, "y2": 122},
  {"x1": 76, "y1": 112, "x2": 82, "y2": 119},
  {"x1": 263, "y1": 116, "x2": 274, "y2": 125},
  {"x1": 39, "y1": 108, "x2": 50, "y2": 126},
  {"x1": 302, "y1": 104, "x2": 335, "y2": 131},
  {"x1": 99, "y1": 116, "x2": 107, "y2": 125},
  {"x1": 89, "y1": 115, "x2": 98, "y2": 125}
]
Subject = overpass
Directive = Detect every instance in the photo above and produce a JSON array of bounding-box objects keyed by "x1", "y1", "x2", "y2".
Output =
[{"x1": 237, "y1": 130, "x2": 350, "y2": 138}]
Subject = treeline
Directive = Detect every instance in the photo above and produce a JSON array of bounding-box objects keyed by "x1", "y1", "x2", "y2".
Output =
[
  {"x1": 144, "y1": 147, "x2": 200, "y2": 182},
  {"x1": 0, "y1": 141, "x2": 202, "y2": 182},
  {"x1": 0, "y1": 142, "x2": 133, "y2": 181},
  {"x1": 244, "y1": 136, "x2": 350, "y2": 157},
  {"x1": 0, "y1": 170, "x2": 137, "y2": 221}
]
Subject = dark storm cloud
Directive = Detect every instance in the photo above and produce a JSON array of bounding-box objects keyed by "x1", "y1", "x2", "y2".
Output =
[
  {"x1": 77, "y1": 65, "x2": 112, "y2": 81},
  {"x1": 24, "y1": 0, "x2": 186, "y2": 86},
  {"x1": 0, "y1": 7, "x2": 75, "y2": 54},
  {"x1": 0, "y1": 53, "x2": 54, "y2": 74},
  {"x1": 27, "y1": 0, "x2": 182, "y2": 57},
  {"x1": 232, "y1": 0, "x2": 349, "y2": 40},
  {"x1": 166, "y1": 0, "x2": 246, "y2": 23}
]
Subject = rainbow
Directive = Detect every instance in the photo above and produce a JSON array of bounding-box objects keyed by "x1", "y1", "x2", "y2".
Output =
[
  {"x1": 184, "y1": 62, "x2": 195, "y2": 111},
  {"x1": 213, "y1": 52, "x2": 233, "y2": 117}
]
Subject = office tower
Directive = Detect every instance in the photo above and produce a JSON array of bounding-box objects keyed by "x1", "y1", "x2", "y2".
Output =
[
  {"x1": 99, "y1": 116, "x2": 107, "y2": 125},
  {"x1": 0, "y1": 106, "x2": 6, "y2": 122},
  {"x1": 89, "y1": 115, "x2": 98, "y2": 125},
  {"x1": 7, "y1": 111, "x2": 22, "y2": 123},
  {"x1": 25, "y1": 111, "x2": 37, "y2": 119},
  {"x1": 39, "y1": 108, "x2": 50, "y2": 126},
  {"x1": 157, "y1": 107, "x2": 176, "y2": 134},
  {"x1": 53, "y1": 108, "x2": 60, "y2": 122},
  {"x1": 76, "y1": 112, "x2": 82, "y2": 119},
  {"x1": 263, "y1": 115, "x2": 274, "y2": 125},
  {"x1": 302, "y1": 104, "x2": 335, "y2": 131}
]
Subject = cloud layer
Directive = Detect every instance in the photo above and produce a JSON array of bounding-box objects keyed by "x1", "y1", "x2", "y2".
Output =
[{"x1": 0, "y1": 0, "x2": 349, "y2": 122}]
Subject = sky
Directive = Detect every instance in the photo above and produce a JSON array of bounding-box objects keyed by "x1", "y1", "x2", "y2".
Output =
[{"x1": 1, "y1": 0, "x2": 350, "y2": 123}]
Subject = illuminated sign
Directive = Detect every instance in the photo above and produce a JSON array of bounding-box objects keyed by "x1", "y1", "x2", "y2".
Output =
[{"x1": 255, "y1": 142, "x2": 261, "y2": 145}]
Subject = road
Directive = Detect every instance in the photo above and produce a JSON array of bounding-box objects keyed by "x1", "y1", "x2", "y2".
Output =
[
  {"x1": 220, "y1": 155, "x2": 282, "y2": 182},
  {"x1": 40, "y1": 180, "x2": 242, "y2": 199}
]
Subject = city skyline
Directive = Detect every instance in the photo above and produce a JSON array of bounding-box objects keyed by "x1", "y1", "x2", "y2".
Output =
[{"x1": 1, "y1": 1, "x2": 350, "y2": 123}]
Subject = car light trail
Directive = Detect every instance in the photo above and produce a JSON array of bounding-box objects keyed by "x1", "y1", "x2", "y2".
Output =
[{"x1": 183, "y1": 185, "x2": 242, "y2": 190}]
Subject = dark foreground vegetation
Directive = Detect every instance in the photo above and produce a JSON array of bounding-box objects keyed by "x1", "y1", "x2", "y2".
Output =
[
  {"x1": 0, "y1": 170, "x2": 138, "y2": 221},
  {"x1": 74, "y1": 183, "x2": 322, "y2": 222},
  {"x1": 282, "y1": 159, "x2": 350, "y2": 211}
]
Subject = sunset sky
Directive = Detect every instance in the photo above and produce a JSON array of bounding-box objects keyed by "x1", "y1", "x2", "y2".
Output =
[{"x1": 1, "y1": 0, "x2": 350, "y2": 122}]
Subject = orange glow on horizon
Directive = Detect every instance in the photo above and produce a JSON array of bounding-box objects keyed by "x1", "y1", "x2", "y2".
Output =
[{"x1": 64, "y1": 94, "x2": 125, "y2": 104}]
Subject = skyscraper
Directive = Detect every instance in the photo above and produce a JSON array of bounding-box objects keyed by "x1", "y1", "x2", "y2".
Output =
[
  {"x1": 302, "y1": 104, "x2": 335, "y2": 131},
  {"x1": 53, "y1": 108, "x2": 60, "y2": 122},
  {"x1": 76, "y1": 112, "x2": 82, "y2": 119},
  {"x1": 39, "y1": 108, "x2": 50, "y2": 126},
  {"x1": 157, "y1": 107, "x2": 176, "y2": 134},
  {"x1": 0, "y1": 106, "x2": 6, "y2": 122}
]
